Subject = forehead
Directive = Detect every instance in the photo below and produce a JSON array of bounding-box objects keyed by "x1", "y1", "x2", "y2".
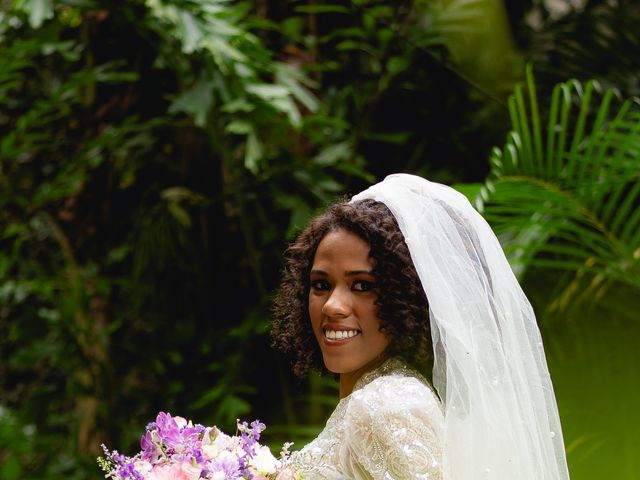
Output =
[{"x1": 313, "y1": 229, "x2": 373, "y2": 266}]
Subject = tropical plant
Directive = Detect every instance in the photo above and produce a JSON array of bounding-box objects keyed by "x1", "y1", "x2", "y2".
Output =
[
  {"x1": 462, "y1": 65, "x2": 640, "y2": 479},
  {"x1": 5, "y1": 0, "x2": 639, "y2": 478},
  {"x1": 5, "y1": 0, "x2": 497, "y2": 476},
  {"x1": 0, "y1": 1, "x2": 353, "y2": 477},
  {"x1": 474, "y1": 65, "x2": 640, "y2": 291}
]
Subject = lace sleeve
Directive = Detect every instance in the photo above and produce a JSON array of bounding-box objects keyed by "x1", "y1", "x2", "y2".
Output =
[{"x1": 341, "y1": 375, "x2": 444, "y2": 480}]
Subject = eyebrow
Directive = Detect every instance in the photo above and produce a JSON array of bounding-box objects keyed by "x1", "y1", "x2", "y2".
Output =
[{"x1": 310, "y1": 269, "x2": 375, "y2": 276}]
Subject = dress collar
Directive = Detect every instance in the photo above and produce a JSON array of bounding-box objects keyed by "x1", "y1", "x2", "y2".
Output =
[{"x1": 351, "y1": 356, "x2": 411, "y2": 393}]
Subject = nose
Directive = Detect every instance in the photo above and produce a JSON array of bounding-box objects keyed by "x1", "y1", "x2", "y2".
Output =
[{"x1": 321, "y1": 286, "x2": 351, "y2": 318}]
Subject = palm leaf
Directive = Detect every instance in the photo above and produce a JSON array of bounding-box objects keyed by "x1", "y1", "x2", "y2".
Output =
[{"x1": 474, "y1": 65, "x2": 640, "y2": 290}]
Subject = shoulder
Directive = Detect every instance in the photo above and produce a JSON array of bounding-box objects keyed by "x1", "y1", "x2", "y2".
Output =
[
  {"x1": 344, "y1": 370, "x2": 445, "y2": 448},
  {"x1": 350, "y1": 370, "x2": 442, "y2": 416},
  {"x1": 342, "y1": 370, "x2": 445, "y2": 479}
]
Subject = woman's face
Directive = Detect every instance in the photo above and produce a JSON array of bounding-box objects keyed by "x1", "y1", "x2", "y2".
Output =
[{"x1": 308, "y1": 229, "x2": 390, "y2": 375}]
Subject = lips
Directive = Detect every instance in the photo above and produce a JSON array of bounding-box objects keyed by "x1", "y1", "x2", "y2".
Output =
[{"x1": 321, "y1": 325, "x2": 361, "y2": 344}]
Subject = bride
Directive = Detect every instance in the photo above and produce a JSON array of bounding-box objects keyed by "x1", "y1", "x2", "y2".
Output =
[{"x1": 272, "y1": 174, "x2": 570, "y2": 480}]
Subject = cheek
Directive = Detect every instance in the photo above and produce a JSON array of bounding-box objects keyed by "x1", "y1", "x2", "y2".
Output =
[
  {"x1": 360, "y1": 302, "x2": 387, "y2": 339},
  {"x1": 372, "y1": 320, "x2": 391, "y2": 343},
  {"x1": 308, "y1": 295, "x2": 323, "y2": 325},
  {"x1": 361, "y1": 297, "x2": 380, "y2": 322}
]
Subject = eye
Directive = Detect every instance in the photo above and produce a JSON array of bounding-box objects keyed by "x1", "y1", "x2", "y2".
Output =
[
  {"x1": 352, "y1": 279, "x2": 376, "y2": 292},
  {"x1": 310, "y1": 279, "x2": 331, "y2": 291}
]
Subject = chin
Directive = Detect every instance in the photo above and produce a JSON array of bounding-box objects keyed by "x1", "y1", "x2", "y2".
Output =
[
  {"x1": 322, "y1": 355, "x2": 347, "y2": 374},
  {"x1": 322, "y1": 354, "x2": 368, "y2": 375}
]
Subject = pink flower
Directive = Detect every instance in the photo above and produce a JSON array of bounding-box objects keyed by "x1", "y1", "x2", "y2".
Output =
[{"x1": 147, "y1": 462, "x2": 201, "y2": 480}]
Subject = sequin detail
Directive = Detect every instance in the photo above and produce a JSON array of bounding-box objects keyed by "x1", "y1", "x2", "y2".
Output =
[{"x1": 290, "y1": 358, "x2": 444, "y2": 479}]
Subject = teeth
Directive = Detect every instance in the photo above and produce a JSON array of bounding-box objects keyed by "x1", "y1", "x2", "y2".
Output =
[{"x1": 325, "y1": 329, "x2": 359, "y2": 340}]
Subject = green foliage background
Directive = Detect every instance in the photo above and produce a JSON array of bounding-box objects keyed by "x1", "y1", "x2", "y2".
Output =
[{"x1": 1, "y1": 1, "x2": 638, "y2": 478}]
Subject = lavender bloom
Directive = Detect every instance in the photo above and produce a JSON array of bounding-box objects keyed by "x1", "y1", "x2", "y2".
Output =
[
  {"x1": 155, "y1": 412, "x2": 182, "y2": 450},
  {"x1": 116, "y1": 462, "x2": 143, "y2": 480},
  {"x1": 140, "y1": 431, "x2": 160, "y2": 463},
  {"x1": 180, "y1": 425, "x2": 201, "y2": 449},
  {"x1": 250, "y1": 421, "x2": 266, "y2": 439},
  {"x1": 99, "y1": 414, "x2": 278, "y2": 480},
  {"x1": 209, "y1": 457, "x2": 243, "y2": 479},
  {"x1": 193, "y1": 448, "x2": 204, "y2": 464}
]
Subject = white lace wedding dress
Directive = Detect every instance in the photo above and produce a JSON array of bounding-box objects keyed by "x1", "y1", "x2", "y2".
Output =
[{"x1": 289, "y1": 358, "x2": 444, "y2": 479}]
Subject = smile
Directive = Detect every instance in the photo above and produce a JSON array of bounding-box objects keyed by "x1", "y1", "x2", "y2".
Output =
[{"x1": 323, "y1": 329, "x2": 360, "y2": 341}]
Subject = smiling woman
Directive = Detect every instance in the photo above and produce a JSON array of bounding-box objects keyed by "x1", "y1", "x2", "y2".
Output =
[
  {"x1": 272, "y1": 174, "x2": 570, "y2": 480},
  {"x1": 308, "y1": 229, "x2": 390, "y2": 397},
  {"x1": 272, "y1": 198, "x2": 433, "y2": 382},
  {"x1": 271, "y1": 195, "x2": 441, "y2": 479}
]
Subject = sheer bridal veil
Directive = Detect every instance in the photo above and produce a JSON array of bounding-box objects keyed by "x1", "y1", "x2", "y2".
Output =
[{"x1": 352, "y1": 174, "x2": 570, "y2": 480}]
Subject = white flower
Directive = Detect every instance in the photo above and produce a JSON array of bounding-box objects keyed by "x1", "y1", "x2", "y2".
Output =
[
  {"x1": 212, "y1": 428, "x2": 234, "y2": 449},
  {"x1": 201, "y1": 427, "x2": 216, "y2": 446},
  {"x1": 134, "y1": 460, "x2": 153, "y2": 475},
  {"x1": 174, "y1": 416, "x2": 188, "y2": 429},
  {"x1": 249, "y1": 445, "x2": 280, "y2": 474},
  {"x1": 201, "y1": 444, "x2": 218, "y2": 459},
  {"x1": 216, "y1": 449, "x2": 237, "y2": 463},
  {"x1": 201, "y1": 427, "x2": 235, "y2": 459}
]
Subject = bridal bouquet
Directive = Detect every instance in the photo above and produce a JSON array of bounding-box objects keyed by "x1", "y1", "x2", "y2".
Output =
[{"x1": 98, "y1": 412, "x2": 294, "y2": 480}]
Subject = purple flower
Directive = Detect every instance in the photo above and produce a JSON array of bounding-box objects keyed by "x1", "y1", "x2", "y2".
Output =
[
  {"x1": 99, "y1": 415, "x2": 275, "y2": 480},
  {"x1": 153, "y1": 412, "x2": 201, "y2": 456},
  {"x1": 250, "y1": 420, "x2": 265, "y2": 440},
  {"x1": 193, "y1": 447, "x2": 204, "y2": 464},
  {"x1": 155, "y1": 412, "x2": 183, "y2": 450},
  {"x1": 116, "y1": 462, "x2": 144, "y2": 480},
  {"x1": 140, "y1": 431, "x2": 161, "y2": 463},
  {"x1": 208, "y1": 457, "x2": 242, "y2": 479},
  {"x1": 180, "y1": 425, "x2": 201, "y2": 448}
]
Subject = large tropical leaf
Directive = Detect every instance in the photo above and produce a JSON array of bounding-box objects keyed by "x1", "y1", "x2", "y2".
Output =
[
  {"x1": 474, "y1": 66, "x2": 640, "y2": 291},
  {"x1": 467, "y1": 67, "x2": 640, "y2": 480}
]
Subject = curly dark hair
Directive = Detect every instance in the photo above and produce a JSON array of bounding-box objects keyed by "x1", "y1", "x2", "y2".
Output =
[{"x1": 272, "y1": 198, "x2": 431, "y2": 377}]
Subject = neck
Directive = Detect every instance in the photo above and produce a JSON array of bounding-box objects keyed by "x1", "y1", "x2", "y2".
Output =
[{"x1": 338, "y1": 355, "x2": 387, "y2": 399}]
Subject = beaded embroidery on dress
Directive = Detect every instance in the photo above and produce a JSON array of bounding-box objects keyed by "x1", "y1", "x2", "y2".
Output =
[{"x1": 290, "y1": 358, "x2": 444, "y2": 480}]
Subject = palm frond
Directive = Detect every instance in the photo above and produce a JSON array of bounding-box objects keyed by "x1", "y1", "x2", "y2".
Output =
[{"x1": 475, "y1": 65, "x2": 640, "y2": 290}]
